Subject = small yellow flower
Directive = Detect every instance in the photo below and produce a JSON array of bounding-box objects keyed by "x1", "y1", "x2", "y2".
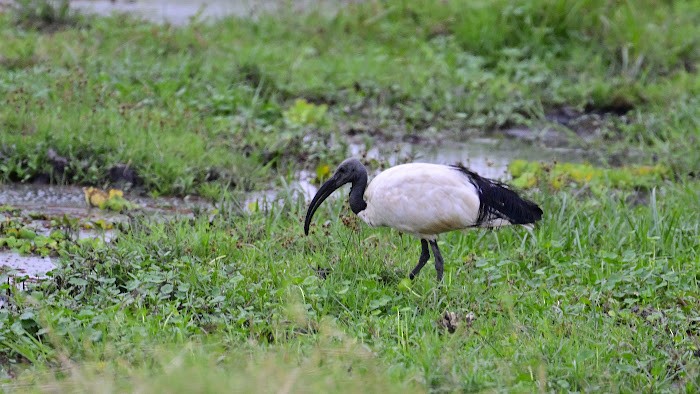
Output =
[
  {"x1": 108, "y1": 189, "x2": 124, "y2": 198},
  {"x1": 83, "y1": 187, "x2": 109, "y2": 209}
]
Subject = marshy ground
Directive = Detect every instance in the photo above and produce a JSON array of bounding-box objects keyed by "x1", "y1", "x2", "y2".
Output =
[{"x1": 0, "y1": 0, "x2": 699, "y2": 392}]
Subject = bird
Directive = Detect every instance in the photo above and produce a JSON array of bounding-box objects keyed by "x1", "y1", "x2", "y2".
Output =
[{"x1": 304, "y1": 158, "x2": 543, "y2": 282}]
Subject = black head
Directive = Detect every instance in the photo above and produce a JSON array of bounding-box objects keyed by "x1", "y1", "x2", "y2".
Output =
[{"x1": 304, "y1": 158, "x2": 368, "y2": 235}]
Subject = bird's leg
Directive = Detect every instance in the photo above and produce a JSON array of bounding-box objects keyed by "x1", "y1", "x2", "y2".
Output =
[
  {"x1": 408, "y1": 239, "x2": 431, "y2": 280},
  {"x1": 429, "y1": 240, "x2": 444, "y2": 282}
]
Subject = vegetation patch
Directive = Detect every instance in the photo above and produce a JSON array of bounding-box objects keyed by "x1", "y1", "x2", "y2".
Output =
[
  {"x1": 9, "y1": 0, "x2": 82, "y2": 32},
  {"x1": 509, "y1": 160, "x2": 671, "y2": 191},
  {"x1": 82, "y1": 187, "x2": 138, "y2": 212},
  {"x1": 0, "y1": 207, "x2": 110, "y2": 258}
]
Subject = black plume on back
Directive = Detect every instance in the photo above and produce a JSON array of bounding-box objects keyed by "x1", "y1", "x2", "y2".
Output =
[{"x1": 451, "y1": 165, "x2": 543, "y2": 226}]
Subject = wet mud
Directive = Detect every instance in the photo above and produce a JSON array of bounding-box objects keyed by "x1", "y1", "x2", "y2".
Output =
[{"x1": 0, "y1": 184, "x2": 213, "y2": 280}]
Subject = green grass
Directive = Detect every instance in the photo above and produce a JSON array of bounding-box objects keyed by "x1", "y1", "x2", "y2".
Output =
[
  {"x1": 1, "y1": 0, "x2": 699, "y2": 194},
  {"x1": 1, "y1": 0, "x2": 700, "y2": 391},
  {"x1": 2, "y1": 180, "x2": 699, "y2": 391}
]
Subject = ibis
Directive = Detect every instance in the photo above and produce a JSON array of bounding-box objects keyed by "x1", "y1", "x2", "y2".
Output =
[{"x1": 304, "y1": 158, "x2": 543, "y2": 281}]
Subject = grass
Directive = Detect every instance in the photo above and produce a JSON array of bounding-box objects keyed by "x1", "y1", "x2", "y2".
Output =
[
  {"x1": 0, "y1": 0, "x2": 699, "y2": 391},
  {"x1": 7, "y1": 335, "x2": 421, "y2": 393},
  {"x1": 0, "y1": 0, "x2": 698, "y2": 194},
  {"x1": 2, "y1": 179, "x2": 700, "y2": 391}
]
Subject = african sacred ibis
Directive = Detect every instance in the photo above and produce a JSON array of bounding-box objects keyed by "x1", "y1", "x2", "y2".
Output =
[{"x1": 304, "y1": 158, "x2": 543, "y2": 282}]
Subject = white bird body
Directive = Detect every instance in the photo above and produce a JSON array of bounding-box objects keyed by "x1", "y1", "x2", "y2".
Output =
[
  {"x1": 359, "y1": 163, "x2": 482, "y2": 239},
  {"x1": 304, "y1": 158, "x2": 543, "y2": 281}
]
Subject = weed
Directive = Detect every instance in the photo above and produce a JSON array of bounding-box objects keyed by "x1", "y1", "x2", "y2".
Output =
[
  {"x1": 509, "y1": 160, "x2": 670, "y2": 190},
  {"x1": 10, "y1": 0, "x2": 81, "y2": 32}
]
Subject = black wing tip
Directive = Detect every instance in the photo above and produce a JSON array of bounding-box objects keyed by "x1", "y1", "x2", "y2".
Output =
[
  {"x1": 518, "y1": 199, "x2": 544, "y2": 225},
  {"x1": 532, "y1": 204, "x2": 544, "y2": 221},
  {"x1": 450, "y1": 163, "x2": 543, "y2": 226}
]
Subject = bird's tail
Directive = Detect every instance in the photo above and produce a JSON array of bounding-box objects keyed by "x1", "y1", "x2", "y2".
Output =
[{"x1": 452, "y1": 165, "x2": 543, "y2": 227}]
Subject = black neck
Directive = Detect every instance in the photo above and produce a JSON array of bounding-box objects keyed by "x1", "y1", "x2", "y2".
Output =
[{"x1": 348, "y1": 170, "x2": 368, "y2": 214}]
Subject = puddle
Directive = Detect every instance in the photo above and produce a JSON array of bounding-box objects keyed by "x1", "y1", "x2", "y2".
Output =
[
  {"x1": 346, "y1": 136, "x2": 582, "y2": 179},
  {"x1": 0, "y1": 184, "x2": 212, "y2": 218},
  {"x1": 68, "y1": 0, "x2": 342, "y2": 25},
  {"x1": 77, "y1": 228, "x2": 116, "y2": 242},
  {"x1": 0, "y1": 252, "x2": 53, "y2": 280},
  {"x1": 0, "y1": 184, "x2": 213, "y2": 281}
]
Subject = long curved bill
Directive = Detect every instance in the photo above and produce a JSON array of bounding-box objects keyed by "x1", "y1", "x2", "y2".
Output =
[{"x1": 304, "y1": 176, "x2": 341, "y2": 235}]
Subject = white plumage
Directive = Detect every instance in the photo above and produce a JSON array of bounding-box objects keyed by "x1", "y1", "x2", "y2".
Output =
[
  {"x1": 359, "y1": 163, "x2": 481, "y2": 239},
  {"x1": 304, "y1": 158, "x2": 543, "y2": 281}
]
